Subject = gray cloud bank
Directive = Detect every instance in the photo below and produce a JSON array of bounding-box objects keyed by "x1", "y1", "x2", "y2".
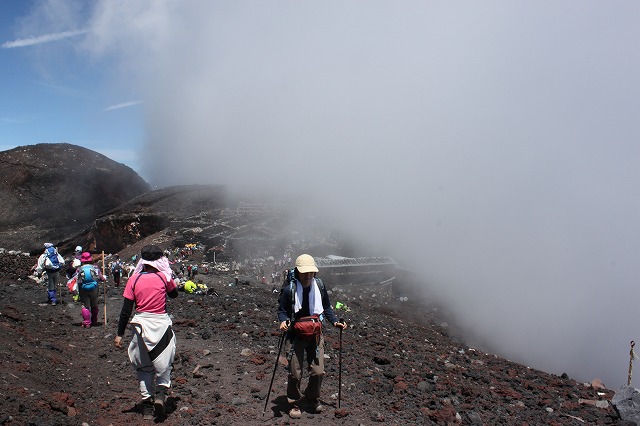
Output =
[{"x1": 28, "y1": 1, "x2": 640, "y2": 386}]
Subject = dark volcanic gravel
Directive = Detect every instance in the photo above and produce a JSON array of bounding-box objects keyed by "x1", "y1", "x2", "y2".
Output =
[{"x1": 0, "y1": 252, "x2": 623, "y2": 425}]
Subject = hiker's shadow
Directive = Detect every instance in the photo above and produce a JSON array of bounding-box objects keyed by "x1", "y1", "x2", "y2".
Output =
[
  {"x1": 123, "y1": 401, "x2": 146, "y2": 416},
  {"x1": 268, "y1": 395, "x2": 290, "y2": 418},
  {"x1": 267, "y1": 395, "x2": 336, "y2": 418},
  {"x1": 155, "y1": 395, "x2": 179, "y2": 423},
  {"x1": 122, "y1": 396, "x2": 180, "y2": 423}
]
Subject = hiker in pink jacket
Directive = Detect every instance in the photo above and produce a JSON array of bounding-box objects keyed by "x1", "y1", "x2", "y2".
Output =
[
  {"x1": 114, "y1": 245, "x2": 179, "y2": 420},
  {"x1": 77, "y1": 252, "x2": 105, "y2": 328}
]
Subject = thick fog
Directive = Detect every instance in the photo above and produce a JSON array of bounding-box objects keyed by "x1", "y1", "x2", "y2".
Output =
[{"x1": 34, "y1": 1, "x2": 640, "y2": 386}]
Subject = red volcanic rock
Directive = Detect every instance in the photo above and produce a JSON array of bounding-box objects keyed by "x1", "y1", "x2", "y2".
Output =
[
  {"x1": 249, "y1": 355, "x2": 266, "y2": 365},
  {"x1": 334, "y1": 408, "x2": 349, "y2": 418},
  {"x1": 0, "y1": 232, "x2": 626, "y2": 424}
]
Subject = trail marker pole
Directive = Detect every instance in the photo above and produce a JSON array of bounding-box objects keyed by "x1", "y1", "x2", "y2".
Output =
[
  {"x1": 628, "y1": 341, "x2": 636, "y2": 386},
  {"x1": 263, "y1": 331, "x2": 286, "y2": 416}
]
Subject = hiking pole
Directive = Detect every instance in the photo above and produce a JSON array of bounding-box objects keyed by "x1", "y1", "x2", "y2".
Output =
[
  {"x1": 263, "y1": 330, "x2": 286, "y2": 416},
  {"x1": 628, "y1": 341, "x2": 636, "y2": 386},
  {"x1": 338, "y1": 317, "x2": 344, "y2": 408}
]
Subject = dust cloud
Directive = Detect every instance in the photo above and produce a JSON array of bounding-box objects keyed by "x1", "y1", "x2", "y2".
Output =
[{"x1": 35, "y1": 1, "x2": 640, "y2": 387}]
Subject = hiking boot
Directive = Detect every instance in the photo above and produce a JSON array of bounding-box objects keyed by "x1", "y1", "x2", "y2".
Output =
[
  {"x1": 288, "y1": 405, "x2": 302, "y2": 419},
  {"x1": 309, "y1": 399, "x2": 323, "y2": 413},
  {"x1": 154, "y1": 386, "x2": 168, "y2": 416},
  {"x1": 141, "y1": 397, "x2": 154, "y2": 420}
]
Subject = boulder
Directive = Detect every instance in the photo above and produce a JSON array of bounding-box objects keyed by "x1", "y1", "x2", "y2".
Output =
[{"x1": 612, "y1": 385, "x2": 640, "y2": 424}]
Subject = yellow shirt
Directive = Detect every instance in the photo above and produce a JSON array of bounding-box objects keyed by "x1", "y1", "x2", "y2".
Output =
[{"x1": 184, "y1": 280, "x2": 197, "y2": 294}]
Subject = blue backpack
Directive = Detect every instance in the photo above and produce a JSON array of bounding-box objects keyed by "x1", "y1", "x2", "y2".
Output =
[
  {"x1": 45, "y1": 247, "x2": 61, "y2": 271},
  {"x1": 79, "y1": 265, "x2": 98, "y2": 290}
]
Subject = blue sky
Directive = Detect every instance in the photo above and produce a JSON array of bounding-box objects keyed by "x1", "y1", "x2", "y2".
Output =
[
  {"x1": 2, "y1": 1, "x2": 640, "y2": 388},
  {"x1": 0, "y1": 0, "x2": 143, "y2": 172}
]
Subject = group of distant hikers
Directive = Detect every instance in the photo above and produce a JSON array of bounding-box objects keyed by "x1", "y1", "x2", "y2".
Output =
[
  {"x1": 35, "y1": 244, "x2": 106, "y2": 326},
  {"x1": 34, "y1": 243, "x2": 347, "y2": 420}
]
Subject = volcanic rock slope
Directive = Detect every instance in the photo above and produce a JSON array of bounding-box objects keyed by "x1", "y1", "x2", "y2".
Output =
[
  {"x1": 0, "y1": 247, "x2": 624, "y2": 425},
  {"x1": 0, "y1": 143, "x2": 150, "y2": 253},
  {"x1": 79, "y1": 184, "x2": 229, "y2": 256},
  {"x1": 0, "y1": 144, "x2": 627, "y2": 424}
]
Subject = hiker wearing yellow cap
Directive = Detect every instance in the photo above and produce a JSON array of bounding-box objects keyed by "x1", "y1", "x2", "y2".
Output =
[{"x1": 277, "y1": 254, "x2": 347, "y2": 419}]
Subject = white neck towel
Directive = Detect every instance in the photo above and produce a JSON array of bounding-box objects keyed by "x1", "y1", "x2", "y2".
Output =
[
  {"x1": 294, "y1": 278, "x2": 323, "y2": 315},
  {"x1": 132, "y1": 257, "x2": 173, "y2": 282}
]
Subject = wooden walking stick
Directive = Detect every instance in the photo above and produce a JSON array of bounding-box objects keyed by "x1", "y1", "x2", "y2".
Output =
[
  {"x1": 628, "y1": 341, "x2": 636, "y2": 386},
  {"x1": 102, "y1": 251, "x2": 107, "y2": 329}
]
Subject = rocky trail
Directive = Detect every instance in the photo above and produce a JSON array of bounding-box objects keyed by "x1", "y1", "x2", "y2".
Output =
[{"x1": 0, "y1": 248, "x2": 625, "y2": 425}]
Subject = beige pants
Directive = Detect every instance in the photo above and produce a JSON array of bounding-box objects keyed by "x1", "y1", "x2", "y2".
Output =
[{"x1": 287, "y1": 335, "x2": 325, "y2": 401}]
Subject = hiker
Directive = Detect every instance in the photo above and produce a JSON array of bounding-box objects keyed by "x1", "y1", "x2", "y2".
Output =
[
  {"x1": 124, "y1": 263, "x2": 135, "y2": 278},
  {"x1": 183, "y1": 279, "x2": 197, "y2": 294},
  {"x1": 191, "y1": 264, "x2": 198, "y2": 280},
  {"x1": 277, "y1": 254, "x2": 347, "y2": 419},
  {"x1": 111, "y1": 257, "x2": 123, "y2": 287},
  {"x1": 35, "y1": 243, "x2": 65, "y2": 306},
  {"x1": 65, "y1": 256, "x2": 78, "y2": 280},
  {"x1": 74, "y1": 246, "x2": 83, "y2": 260},
  {"x1": 68, "y1": 258, "x2": 81, "y2": 277},
  {"x1": 195, "y1": 279, "x2": 208, "y2": 295},
  {"x1": 114, "y1": 245, "x2": 179, "y2": 420},
  {"x1": 67, "y1": 258, "x2": 82, "y2": 302},
  {"x1": 77, "y1": 252, "x2": 105, "y2": 328}
]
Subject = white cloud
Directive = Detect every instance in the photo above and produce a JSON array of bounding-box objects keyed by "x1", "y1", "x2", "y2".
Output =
[
  {"x1": 104, "y1": 100, "x2": 144, "y2": 112},
  {"x1": 1, "y1": 29, "x2": 87, "y2": 48},
  {"x1": 17, "y1": 0, "x2": 640, "y2": 388},
  {"x1": 0, "y1": 117, "x2": 26, "y2": 124},
  {"x1": 34, "y1": 80, "x2": 93, "y2": 99}
]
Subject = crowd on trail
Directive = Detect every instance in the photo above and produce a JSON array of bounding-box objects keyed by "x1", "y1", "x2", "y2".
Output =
[
  {"x1": 35, "y1": 245, "x2": 107, "y2": 327},
  {"x1": 29, "y1": 240, "x2": 349, "y2": 421}
]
